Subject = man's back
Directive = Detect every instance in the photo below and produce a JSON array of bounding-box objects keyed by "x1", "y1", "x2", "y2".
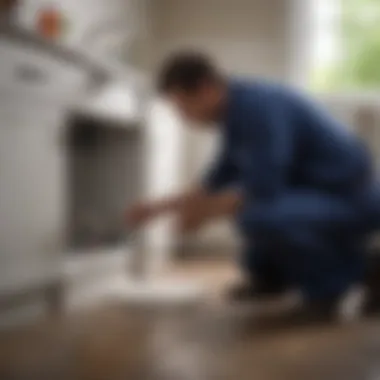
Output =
[{"x1": 225, "y1": 80, "x2": 374, "y2": 198}]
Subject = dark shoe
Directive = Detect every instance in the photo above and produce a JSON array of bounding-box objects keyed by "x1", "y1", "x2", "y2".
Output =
[
  {"x1": 364, "y1": 252, "x2": 380, "y2": 314},
  {"x1": 286, "y1": 286, "x2": 366, "y2": 325},
  {"x1": 289, "y1": 251, "x2": 380, "y2": 321}
]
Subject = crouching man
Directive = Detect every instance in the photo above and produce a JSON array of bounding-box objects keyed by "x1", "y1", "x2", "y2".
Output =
[{"x1": 127, "y1": 52, "x2": 380, "y2": 321}]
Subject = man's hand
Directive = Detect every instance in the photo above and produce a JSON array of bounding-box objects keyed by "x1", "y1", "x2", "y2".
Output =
[
  {"x1": 178, "y1": 190, "x2": 242, "y2": 233},
  {"x1": 177, "y1": 195, "x2": 210, "y2": 233},
  {"x1": 125, "y1": 203, "x2": 158, "y2": 228},
  {"x1": 125, "y1": 188, "x2": 207, "y2": 229},
  {"x1": 125, "y1": 188, "x2": 242, "y2": 232}
]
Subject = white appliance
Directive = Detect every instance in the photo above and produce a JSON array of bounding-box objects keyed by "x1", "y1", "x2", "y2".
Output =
[{"x1": 0, "y1": 23, "x2": 109, "y2": 326}]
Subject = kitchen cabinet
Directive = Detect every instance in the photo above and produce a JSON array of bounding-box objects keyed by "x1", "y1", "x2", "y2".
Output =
[{"x1": 0, "y1": 24, "x2": 102, "y2": 326}]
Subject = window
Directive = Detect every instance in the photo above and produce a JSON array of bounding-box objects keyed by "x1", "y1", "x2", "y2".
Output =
[{"x1": 311, "y1": 0, "x2": 380, "y2": 92}]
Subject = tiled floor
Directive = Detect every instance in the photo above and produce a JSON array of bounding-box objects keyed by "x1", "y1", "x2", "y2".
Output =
[{"x1": 1, "y1": 258, "x2": 380, "y2": 380}]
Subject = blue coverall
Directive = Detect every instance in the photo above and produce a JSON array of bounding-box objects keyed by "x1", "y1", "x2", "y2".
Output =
[{"x1": 203, "y1": 80, "x2": 380, "y2": 301}]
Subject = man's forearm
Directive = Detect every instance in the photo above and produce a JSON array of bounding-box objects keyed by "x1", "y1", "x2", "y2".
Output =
[
  {"x1": 127, "y1": 187, "x2": 225, "y2": 228},
  {"x1": 178, "y1": 187, "x2": 243, "y2": 233},
  {"x1": 206, "y1": 189, "x2": 243, "y2": 219},
  {"x1": 149, "y1": 188, "x2": 207, "y2": 214},
  {"x1": 141, "y1": 187, "x2": 243, "y2": 234}
]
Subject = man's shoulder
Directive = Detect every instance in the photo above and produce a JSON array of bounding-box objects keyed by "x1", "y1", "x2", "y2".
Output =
[
  {"x1": 228, "y1": 78, "x2": 297, "y2": 106},
  {"x1": 225, "y1": 79, "x2": 289, "y2": 131}
]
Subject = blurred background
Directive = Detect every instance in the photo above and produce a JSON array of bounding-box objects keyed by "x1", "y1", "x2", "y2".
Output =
[{"x1": 1, "y1": 1, "x2": 380, "y2": 379}]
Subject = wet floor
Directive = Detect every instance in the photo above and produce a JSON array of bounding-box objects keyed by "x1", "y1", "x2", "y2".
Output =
[
  {"x1": 1, "y1": 258, "x2": 380, "y2": 380},
  {"x1": 1, "y1": 302, "x2": 380, "y2": 380}
]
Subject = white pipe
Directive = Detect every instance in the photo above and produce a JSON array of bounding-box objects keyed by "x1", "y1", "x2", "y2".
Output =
[{"x1": 143, "y1": 98, "x2": 184, "y2": 278}]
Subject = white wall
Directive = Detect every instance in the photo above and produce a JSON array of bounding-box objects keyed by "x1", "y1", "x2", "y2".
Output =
[{"x1": 151, "y1": 0, "x2": 292, "y2": 77}]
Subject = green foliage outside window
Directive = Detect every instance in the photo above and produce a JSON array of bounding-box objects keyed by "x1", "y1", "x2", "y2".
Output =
[{"x1": 313, "y1": 0, "x2": 380, "y2": 91}]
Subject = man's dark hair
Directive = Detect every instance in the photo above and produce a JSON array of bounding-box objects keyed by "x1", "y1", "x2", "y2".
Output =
[{"x1": 157, "y1": 51, "x2": 220, "y2": 94}]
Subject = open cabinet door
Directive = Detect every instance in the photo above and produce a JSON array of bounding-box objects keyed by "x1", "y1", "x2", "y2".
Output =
[{"x1": 0, "y1": 109, "x2": 66, "y2": 296}]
